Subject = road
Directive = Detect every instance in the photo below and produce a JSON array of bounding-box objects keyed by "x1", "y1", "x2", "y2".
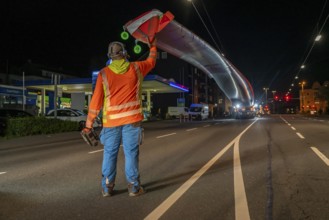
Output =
[{"x1": 0, "y1": 115, "x2": 328, "y2": 220}]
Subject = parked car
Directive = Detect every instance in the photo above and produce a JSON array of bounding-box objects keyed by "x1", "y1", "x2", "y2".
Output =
[
  {"x1": 46, "y1": 108, "x2": 102, "y2": 130},
  {"x1": 0, "y1": 109, "x2": 34, "y2": 136}
]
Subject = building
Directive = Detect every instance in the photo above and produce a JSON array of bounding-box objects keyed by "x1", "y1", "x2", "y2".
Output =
[
  {"x1": 300, "y1": 81, "x2": 328, "y2": 114},
  {"x1": 190, "y1": 67, "x2": 230, "y2": 117}
]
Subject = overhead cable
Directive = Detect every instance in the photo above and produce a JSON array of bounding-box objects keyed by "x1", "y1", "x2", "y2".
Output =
[
  {"x1": 200, "y1": 0, "x2": 226, "y2": 54},
  {"x1": 190, "y1": 0, "x2": 223, "y2": 53}
]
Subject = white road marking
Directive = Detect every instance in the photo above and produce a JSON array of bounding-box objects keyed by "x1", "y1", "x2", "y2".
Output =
[
  {"x1": 203, "y1": 125, "x2": 210, "y2": 127},
  {"x1": 296, "y1": 132, "x2": 305, "y2": 139},
  {"x1": 310, "y1": 147, "x2": 329, "y2": 166},
  {"x1": 279, "y1": 116, "x2": 287, "y2": 124},
  {"x1": 88, "y1": 149, "x2": 104, "y2": 154},
  {"x1": 144, "y1": 120, "x2": 257, "y2": 220},
  {"x1": 291, "y1": 126, "x2": 296, "y2": 130},
  {"x1": 186, "y1": 128, "x2": 197, "y2": 131},
  {"x1": 0, "y1": 172, "x2": 7, "y2": 175},
  {"x1": 287, "y1": 123, "x2": 291, "y2": 126},
  {"x1": 156, "y1": 133, "x2": 177, "y2": 138},
  {"x1": 233, "y1": 138, "x2": 251, "y2": 220}
]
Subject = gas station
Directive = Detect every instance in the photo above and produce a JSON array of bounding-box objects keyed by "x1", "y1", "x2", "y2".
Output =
[{"x1": 7, "y1": 74, "x2": 189, "y2": 116}]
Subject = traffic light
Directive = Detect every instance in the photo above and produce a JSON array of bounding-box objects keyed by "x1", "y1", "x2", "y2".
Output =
[
  {"x1": 274, "y1": 95, "x2": 279, "y2": 101},
  {"x1": 284, "y1": 95, "x2": 290, "y2": 102}
]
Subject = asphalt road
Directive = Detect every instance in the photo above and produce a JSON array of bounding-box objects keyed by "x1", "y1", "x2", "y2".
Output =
[{"x1": 0, "y1": 115, "x2": 328, "y2": 220}]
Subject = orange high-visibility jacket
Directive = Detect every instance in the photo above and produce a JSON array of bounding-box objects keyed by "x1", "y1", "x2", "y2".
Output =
[{"x1": 86, "y1": 46, "x2": 157, "y2": 128}]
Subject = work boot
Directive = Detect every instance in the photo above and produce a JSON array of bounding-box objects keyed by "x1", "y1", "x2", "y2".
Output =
[
  {"x1": 128, "y1": 183, "x2": 145, "y2": 197},
  {"x1": 102, "y1": 182, "x2": 115, "y2": 197}
]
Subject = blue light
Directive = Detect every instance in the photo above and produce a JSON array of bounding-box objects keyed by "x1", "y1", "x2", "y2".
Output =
[{"x1": 169, "y1": 82, "x2": 189, "y2": 92}]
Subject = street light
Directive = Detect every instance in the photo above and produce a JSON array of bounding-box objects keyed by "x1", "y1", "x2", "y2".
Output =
[{"x1": 315, "y1": 35, "x2": 322, "y2": 41}]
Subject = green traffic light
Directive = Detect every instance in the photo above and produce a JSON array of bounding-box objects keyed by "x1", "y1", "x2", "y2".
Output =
[
  {"x1": 134, "y1": 44, "x2": 142, "y2": 54},
  {"x1": 120, "y1": 31, "x2": 129, "y2": 40}
]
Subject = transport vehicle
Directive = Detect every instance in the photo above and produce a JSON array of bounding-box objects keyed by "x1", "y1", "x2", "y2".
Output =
[{"x1": 189, "y1": 104, "x2": 209, "y2": 120}]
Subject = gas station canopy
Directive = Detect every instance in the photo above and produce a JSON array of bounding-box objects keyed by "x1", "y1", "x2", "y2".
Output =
[{"x1": 19, "y1": 74, "x2": 189, "y2": 94}]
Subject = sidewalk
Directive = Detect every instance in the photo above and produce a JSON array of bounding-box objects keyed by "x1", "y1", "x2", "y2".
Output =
[{"x1": 301, "y1": 113, "x2": 329, "y2": 120}]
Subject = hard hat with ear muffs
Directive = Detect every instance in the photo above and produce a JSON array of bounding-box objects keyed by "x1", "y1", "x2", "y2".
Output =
[{"x1": 107, "y1": 41, "x2": 128, "y2": 59}]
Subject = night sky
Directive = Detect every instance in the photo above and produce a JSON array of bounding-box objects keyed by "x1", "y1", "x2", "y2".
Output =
[{"x1": 2, "y1": 0, "x2": 329, "y2": 100}]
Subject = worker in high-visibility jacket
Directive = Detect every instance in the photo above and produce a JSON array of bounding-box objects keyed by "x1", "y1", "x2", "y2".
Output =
[{"x1": 83, "y1": 39, "x2": 157, "y2": 197}]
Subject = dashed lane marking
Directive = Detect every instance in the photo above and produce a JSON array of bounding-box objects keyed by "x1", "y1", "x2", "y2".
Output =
[
  {"x1": 310, "y1": 147, "x2": 329, "y2": 166},
  {"x1": 0, "y1": 172, "x2": 7, "y2": 175},
  {"x1": 156, "y1": 133, "x2": 177, "y2": 138},
  {"x1": 296, "y1": 132, "x2": 305, "y2": 139},
  {"x1": 291, "y1": 126, "x2": 296, "y2": 131},
  {"x1": 186, "y1": 128, "x2": 197, "y2": 131}
]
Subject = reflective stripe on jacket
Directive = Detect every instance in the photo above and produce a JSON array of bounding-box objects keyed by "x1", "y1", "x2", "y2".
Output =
[{"x1": 86, "y1": 46, "x2": 157, "y2": 128}]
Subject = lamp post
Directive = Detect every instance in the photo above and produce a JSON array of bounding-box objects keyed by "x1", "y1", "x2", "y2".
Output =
[
  {"x1": 299, "y1": 81, "x2": 306, "y2": 113},
  {"x1": 263, "y1": 87, "x2": 269, "y2": 106}
]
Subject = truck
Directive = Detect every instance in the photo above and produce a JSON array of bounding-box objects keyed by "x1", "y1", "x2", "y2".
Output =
[
  {"x1": 234, "y1": 105, "x2": 256, "y2": 119},
  {"x1": 167, "y1": 106, "x2": 189, "y2": 119},
  {"x1": 189, "y1": 103, "x2": 209, "y2": 120}
]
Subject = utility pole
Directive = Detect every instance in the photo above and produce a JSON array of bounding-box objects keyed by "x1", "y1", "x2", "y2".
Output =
[
  {"x1": 52, "y1": 74, "x2": 60, "y2": 118},
  {"x1": 272, "y1": 90, "x2": 276, "y2": 113}
]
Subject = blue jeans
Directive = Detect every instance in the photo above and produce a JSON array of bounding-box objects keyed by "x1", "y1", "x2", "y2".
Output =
[{"x1": 100, "y1": 123, "x2": 142, "y2": 193}]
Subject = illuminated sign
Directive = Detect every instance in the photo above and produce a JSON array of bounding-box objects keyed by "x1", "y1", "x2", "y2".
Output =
[{"x1": 169, "y1": 82, "x2": 189, "y2": 92}]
